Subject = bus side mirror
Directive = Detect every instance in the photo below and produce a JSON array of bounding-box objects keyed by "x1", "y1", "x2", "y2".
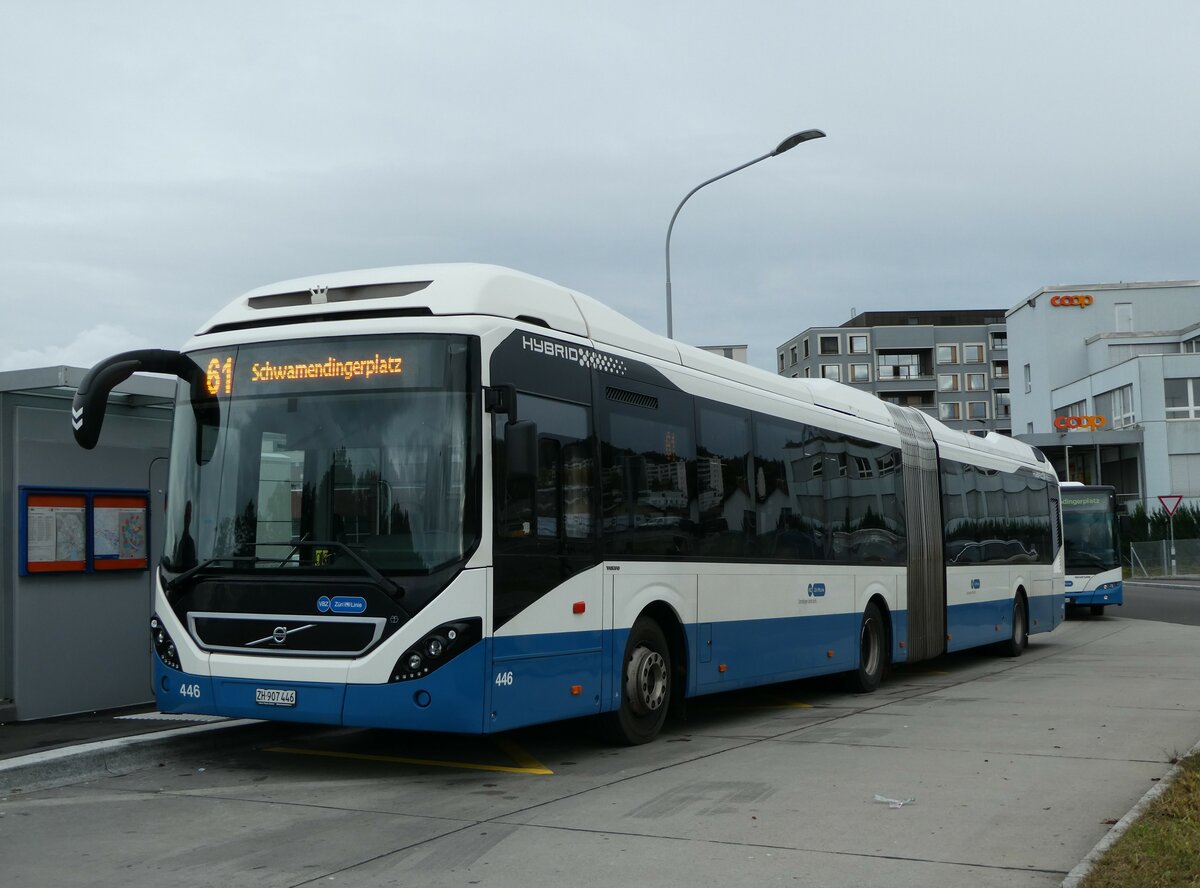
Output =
[
  {"x1": 1118, "y1": 514, "x2": 1132, "y2": 538},
  {"x1": 505, "y1": 421, "x2": 539, "y2": 482},
  {"x1": 72, "y1": 349, "x2": 215, "y2": 452}
]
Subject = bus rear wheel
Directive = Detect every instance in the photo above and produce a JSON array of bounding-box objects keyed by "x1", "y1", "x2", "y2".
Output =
[
  {"x1": 847, "y1": 601, "x2": 887, "y2": 693},
  {"x1": 1003, "y1": 596, "x2": 1028, "y2": 657},
  {"x1": 603, "y1": 617, "x2": 671, "y2": 745}
]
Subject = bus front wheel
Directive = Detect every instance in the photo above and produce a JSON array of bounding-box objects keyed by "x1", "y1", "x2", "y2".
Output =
[{"x1": 604, "y1": 617, "x2": 671, "y2": 745}]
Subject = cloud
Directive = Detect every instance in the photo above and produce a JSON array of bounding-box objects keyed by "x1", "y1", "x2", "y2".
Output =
[{"x1": 0, "y1": 324, "x2": 152, "y2": 372}]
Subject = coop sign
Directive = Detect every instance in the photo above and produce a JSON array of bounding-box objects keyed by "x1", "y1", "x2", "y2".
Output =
[
  {"x1": 1049, "y1": 294, "x2": 1095, "y2": 308},
  {"x1": 1054, "y1": 414, "x2": 1107, "y2": 430}
]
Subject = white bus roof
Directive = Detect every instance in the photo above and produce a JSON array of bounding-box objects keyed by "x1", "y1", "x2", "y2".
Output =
[{"x1": 198, "y1": 263, "x2": 1049, "y2": 470}]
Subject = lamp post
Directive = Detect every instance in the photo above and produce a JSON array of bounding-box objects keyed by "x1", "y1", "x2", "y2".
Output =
[{"x1": 664, "y1": 129, "x2": 825, "y2": 340}]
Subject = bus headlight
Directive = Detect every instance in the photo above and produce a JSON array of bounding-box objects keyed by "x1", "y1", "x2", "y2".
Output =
[
  {"x1": 390, "y1": 618, "x2": 481, "y2": 683},
  {"x1": 150, "y1": 615, "x2": 181, "y2": 671}
]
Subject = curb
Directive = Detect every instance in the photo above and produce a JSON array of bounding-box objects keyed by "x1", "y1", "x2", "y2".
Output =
[
  {"x1": 1060, "y1": 736, "x2": 1200, "y2": 888},
  {"x1": 0, "y1": 718, "x2": 264, "y2": 794}
]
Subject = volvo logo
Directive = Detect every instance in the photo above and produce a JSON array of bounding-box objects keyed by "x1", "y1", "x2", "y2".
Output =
[{"x1": 247, "y1": 623, "x2": 316, "y2": 647}]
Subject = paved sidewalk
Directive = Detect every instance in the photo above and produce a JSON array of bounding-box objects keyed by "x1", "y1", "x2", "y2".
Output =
[{"x1": 0, "y1": 704, "x2": 237, "y2": 762}]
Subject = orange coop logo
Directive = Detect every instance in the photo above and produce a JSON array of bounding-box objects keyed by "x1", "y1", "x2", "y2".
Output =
[
  {"x1": 1049, "y1": 294, "x2": 1094, "y2": 308},
  {"x1": 1054, "y1": 415, "x2": 1107, "y2": 430}
]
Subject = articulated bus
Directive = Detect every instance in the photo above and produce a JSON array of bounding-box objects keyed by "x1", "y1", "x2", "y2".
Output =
[
  {"x1": 73, "y1": 265, "x2": 1064, "y2": 744},
  {"x1": 1060, "y1": 483, "x2": 1123, "y2": 615}
]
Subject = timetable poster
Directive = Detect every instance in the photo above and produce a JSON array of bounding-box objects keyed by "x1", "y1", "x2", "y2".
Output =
[
  {"x1": 92, "y1": 494, "x2": 149, "y2": 570},
  {"x1": 25, "y1": 493, "x2": 88, "y2": 573}
]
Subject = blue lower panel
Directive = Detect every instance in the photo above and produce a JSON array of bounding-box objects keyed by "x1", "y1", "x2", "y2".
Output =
[
  {"x1": 344, "y1": 643, "x2": 488, "y2": 733},
  {"x1": 946, "y1": 599, "x2": 1012, "y2": 652},
  {"x1": 947, "y1": 593, "x2": 1063, "y2": 653},
  {"x1": 154, "y1": 660, "x2": 219, "y2": 715},
  {"x1": 1028, "y1": 591, "x2": 1065, "y2": 633},
  {"x1": 214, "y1": 677, "x2": 346, "y2": 724},
  {"x1": 489, "y1": 633, "x2": 603, "y2": 731},
  {"x1": 1065, "y1": 583, "x2": 1123, "y2": 608},
  {"x1": 694, "y1": 612, "x2": 858, "y2": 692}
]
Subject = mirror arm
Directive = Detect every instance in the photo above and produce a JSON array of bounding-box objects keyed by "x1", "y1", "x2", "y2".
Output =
[{"x1": 72, "y1": 349, "x2": 202, "y2": 449}]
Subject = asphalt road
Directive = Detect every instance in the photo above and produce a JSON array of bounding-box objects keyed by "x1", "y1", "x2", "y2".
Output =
[
  {"x1": 4, "y1": 617, "x2": 1200, "y2": 888},
  {"x1": 1073, "y1": 578, "x2": 1200, "y2": 626}
]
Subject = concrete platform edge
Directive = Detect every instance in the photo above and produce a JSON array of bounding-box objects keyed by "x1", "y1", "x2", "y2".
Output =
[
  {"x1": 1061, "y1": 735, "x2": 1200, "y2": 888},
  {"x1": 0, "y1": 718, "x2": 262, "y2": 794}
]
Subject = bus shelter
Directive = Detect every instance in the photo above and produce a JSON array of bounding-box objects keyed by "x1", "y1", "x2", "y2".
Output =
[{"x1": 0, "y1": 366, "x2": 174, "y2": 721}]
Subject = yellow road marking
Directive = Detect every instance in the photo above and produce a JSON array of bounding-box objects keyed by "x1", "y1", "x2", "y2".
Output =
[{"x1": 266, "y1": 740, "x2": 554, "y2": 776}]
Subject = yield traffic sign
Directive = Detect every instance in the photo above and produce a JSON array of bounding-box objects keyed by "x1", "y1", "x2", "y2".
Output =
[{"x1": 1158, "y1": 495, "x2": 1183, "y2": 516}]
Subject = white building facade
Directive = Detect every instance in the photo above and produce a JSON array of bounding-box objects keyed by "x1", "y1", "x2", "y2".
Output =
[{"x1": 1007, "y1": 280, "x2": 1200, "y2": 512}]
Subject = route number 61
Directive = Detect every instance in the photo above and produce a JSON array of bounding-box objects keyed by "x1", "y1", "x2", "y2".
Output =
[{"x1": 494, "y1": 671, "x2": 514, "y2": 687}]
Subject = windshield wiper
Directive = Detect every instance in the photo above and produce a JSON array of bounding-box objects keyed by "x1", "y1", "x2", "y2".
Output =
[
  {"x1": 257, "y1": 540, "x2": 405, "y2": 598},
  {"x1": 163, "y1": 555, "x2": 270, "y2": 591}
]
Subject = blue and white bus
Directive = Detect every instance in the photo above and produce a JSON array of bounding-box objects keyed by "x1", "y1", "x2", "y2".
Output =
[
  {"x1": 73, "y1": 265, "x2": 1064, "y2": 744},
  {"x1": 1060, "y1": 483, "x2": 1123, "y2": 615}
]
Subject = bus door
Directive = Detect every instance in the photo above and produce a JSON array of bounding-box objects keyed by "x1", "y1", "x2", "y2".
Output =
[{"x1": 490, "y1": 392, "x2": 602, "y2": 731}]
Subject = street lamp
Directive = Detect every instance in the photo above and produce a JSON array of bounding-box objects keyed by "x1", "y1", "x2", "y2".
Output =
[{"x1": 664, "y1": 129, "x2": 825, "y2": 340}]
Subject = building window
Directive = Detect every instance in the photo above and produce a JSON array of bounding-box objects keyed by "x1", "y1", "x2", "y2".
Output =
[
  {"x1": 1094, "y1": 385, "x2": 1135, "y2": 428},
  {"x1": 1023, "y1": 363, "x2": 1031, "y2": 394},
  {"x1": 990, "y1": 332, "x2": 1007, "y2": 350},
  {"x1": 966, "y1": 372, "x2": 987, "y2": 392},
  {"x1": 803, "y1": 340, "x2": 810, "y2": 358},
  {"x1": 789, "y1": 345, "x2": 798, "y2": 366},
  {"x1": 849, "y1": 363, "x2": 870, "y2": 383},
  {"x1": 876, "y1": 353, "x2": 924, "y2": 379},
  {"x1": 821, "y1": 364, "x2": 841, "y2": 381},
  {"x1": 1169, "y1": 455, "x2": 1200, "y2": 496},
  {"x1": 819, "y1": 335, "x2": 840, "y2": 356},
  {"x1": 992, "y1": 360, "x2": 1008, "y2": 379},
  {"x1": 849, "y1": 335, "x2": 869, "y2": 354},
  {"x1": 938, "y1": 373, "x2": 960, "y2": 392},
  {"x1": 1165, "y1": 378, "x2": 1200, "y2": 420},
  {"x1": 1054, "y1": 400, "x2": 1086, "y2": 423},
  {"x1": 967, "y1": 401, "x2": 988, "y2": 420},
  {"x1": 804, "y1": 367, "x2": 811, "y2": 377},
  {"x1": 778, "y1": 353, "x2": 786, "y2": 372},
  {"x1": 963, "y1": 344, "x2": 985, "y2": 363},
  {"x1": 939, "y1": 402, "x2": 962, "y2": 421},
  {"x1": 994, "y1": 390, "x2": 1011, "y2": 418},
  {"x1": 937, "y1": 345, "x2": 958, "y2": 364}
]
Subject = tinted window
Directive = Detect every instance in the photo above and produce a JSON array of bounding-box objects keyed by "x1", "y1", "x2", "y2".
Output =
[
  {"x1": 696, "y1": 404, "x2": 753, "y2": 557},
  {"x1": 601, "y1": 388, "x2": 697, "y2": 557}
]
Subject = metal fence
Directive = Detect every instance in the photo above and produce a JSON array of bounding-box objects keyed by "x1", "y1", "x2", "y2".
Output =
[{"x1": 1129, "y1": 539, "x2": 1200, "y2": 577}]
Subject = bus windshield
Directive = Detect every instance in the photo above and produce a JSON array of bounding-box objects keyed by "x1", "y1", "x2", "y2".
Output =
[
  {"x1": 161, "y1": 335, "x2": 478, "y2": 580},
  {"x1": 1061, "y1": 491, "x2": 1119, "y2": 572}
]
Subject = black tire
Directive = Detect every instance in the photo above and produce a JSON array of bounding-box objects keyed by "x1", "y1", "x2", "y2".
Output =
[
  {"x1": 603, "y1": 617, "x2": 671, "y2": 745},
  {"x1": 1003, "y1": 596, "x2": 1028, "y2": 657},
  {"x1": 847, "y1": 601, "x2": 887, "y2": 693},
  {"x1": 1090, "y1": 604, "x2": 1105, "y2": 616}
]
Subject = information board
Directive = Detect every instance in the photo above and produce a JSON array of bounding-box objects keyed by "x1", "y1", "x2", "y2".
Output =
[{"x1": 19, "y1": 487, "x2": 151, "y2": 575}]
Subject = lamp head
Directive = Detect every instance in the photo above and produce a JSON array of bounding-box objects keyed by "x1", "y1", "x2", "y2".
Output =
[{"x1": 772, "y1": 129, "x2": 826, "y2": 156}]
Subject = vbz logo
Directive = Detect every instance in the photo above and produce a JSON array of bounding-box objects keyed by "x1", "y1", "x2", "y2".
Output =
[{"x1": 807, "y1": 583, "x2": 827, "y2": 598}]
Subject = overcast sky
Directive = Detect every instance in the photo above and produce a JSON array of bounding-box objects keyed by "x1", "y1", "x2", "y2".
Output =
[{"x1": 2, "y1": 1, "x2": 1198, "y2": 373}]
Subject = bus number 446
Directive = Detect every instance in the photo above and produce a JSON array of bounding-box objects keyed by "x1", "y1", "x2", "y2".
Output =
[
  {"x1": 494, "y1": 671, "x2": 514, "y2": 687},
  {"x1": 179, "y1": 683, "x2": 201, "y2": 699}
]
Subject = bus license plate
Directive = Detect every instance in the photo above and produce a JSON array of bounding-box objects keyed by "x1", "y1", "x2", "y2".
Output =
[{"x1": 255, "y1": 688, "x2": 296, "y2": 707}]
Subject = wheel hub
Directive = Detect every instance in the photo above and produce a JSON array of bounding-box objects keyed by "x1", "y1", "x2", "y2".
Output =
[{"x1": 626, "y1": 646, "x2": 667, "y2": 715}]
